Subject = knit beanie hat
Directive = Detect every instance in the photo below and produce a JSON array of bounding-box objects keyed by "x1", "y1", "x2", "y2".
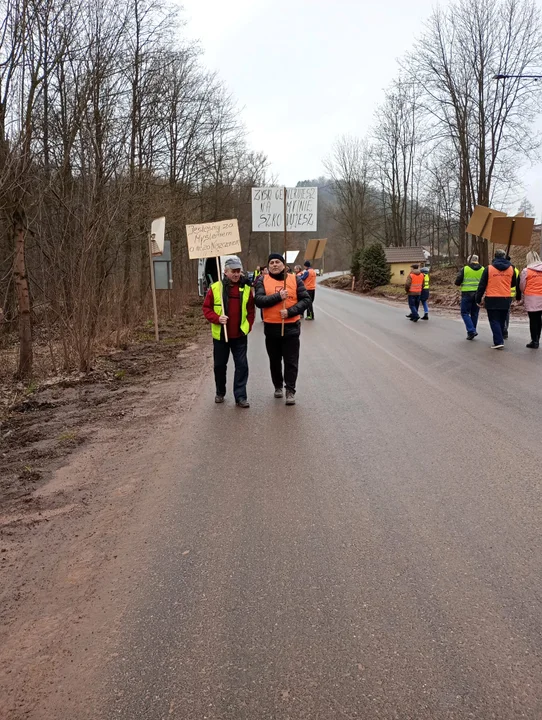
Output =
[{"x1": 268, "y1": 253, "x2": 285, "y2": 263}]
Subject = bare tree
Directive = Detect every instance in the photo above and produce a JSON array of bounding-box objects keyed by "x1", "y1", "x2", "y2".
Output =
[
  {"x1": 406, "y1": 0, "x2": 542, "y2": 263},
  {"x1": 323, "y1": 136, "x2": 379, "y2": 261}
]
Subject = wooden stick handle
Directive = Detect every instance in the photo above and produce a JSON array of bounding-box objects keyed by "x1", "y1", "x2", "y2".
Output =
[
  {"x1": 282, "y1": 187, "x2": 287, "y2": 337},
  {"x1": 216, "y1": 256, "x2": 229, "y2": 343}
]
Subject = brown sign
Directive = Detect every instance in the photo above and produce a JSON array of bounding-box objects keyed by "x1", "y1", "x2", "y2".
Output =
[
  {"x1": 305, "y1": 238, "x2": 327, "y2": 261},
  {"x1": 491, "y1": 217, "x2": 535, "y2": 247},
  {"x1": 466, "y1": 205, "x2": 507, "y2": 240}
]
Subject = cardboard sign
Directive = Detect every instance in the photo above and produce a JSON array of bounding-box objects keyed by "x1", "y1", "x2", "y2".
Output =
[
  {"x1": 252, "y1": 187, "x2": 318, "y2": 232},
  {"x1": 466, "y1": 205, "x2": 506, "y2": 240},
  {"x1": 491, "y1": 217, "x2": 534, "y2": 247},
  {"x1": 186, "y1": 219, "x2": 241, "y2": 260},
  {"x1": 151, "y1": 216, "x2": 166, "y2": 255},
  {"x1": 305, "y1": 238, "x2": 327, "y2": 261}
]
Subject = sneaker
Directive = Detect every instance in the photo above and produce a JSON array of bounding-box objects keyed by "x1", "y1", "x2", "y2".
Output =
[
  {"x1": 274, "y1": 387, "x2": 284, "y2": 398},
  {"x1": 467, "y1": 332, "x2": 478, "y2": 340},
  {"x1": 215, "y1": 395, "x2": 225, "y2": 403},
  {"x1": 406, "y1": 314, "x2": 413, "y2": 318},
  {"x1": 526, "y1": 341, "x2": 540, "y2": 349},
  {"x1": 410, "y1": 317, "x2": 419, "y2": 322},
  {"x1": 236, "y1": 398, "x2": 250, "y2": 408},
  {"x1": 422, "y1": 314, "x2": 429, "y2": 320},
  {"x1": 285, "y1": 391, "x2": 296, "y2": 405},
  {"x1": 491, "y1": 344, "x2": 504, "y2": 349}
]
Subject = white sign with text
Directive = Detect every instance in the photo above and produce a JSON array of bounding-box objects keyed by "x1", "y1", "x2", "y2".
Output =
[
  {"x1": 186, "y1": 219, "x2": 241, "y2": 260},
  {"x1": 252, "y1": 187, "x2": 318, "y2": 232}
]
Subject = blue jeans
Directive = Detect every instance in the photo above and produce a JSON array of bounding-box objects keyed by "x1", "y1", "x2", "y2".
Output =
[
  {"x1": 460, "y1": 294, "x2": 479, "y2": 334},
  {"x1": 487, "y1": 309, "x2": 508, "y2": 345},
  {"x1": 408, "y1": 295, "x2": 420, "y2": 319},
  {"x1": 420, "y1": 290, "x2": 429, "y2": 315}
]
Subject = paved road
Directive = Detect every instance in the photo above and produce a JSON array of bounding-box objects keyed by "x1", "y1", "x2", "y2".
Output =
[{"x1": 101, "y1": 287, "x2": 542, "y2": 719}]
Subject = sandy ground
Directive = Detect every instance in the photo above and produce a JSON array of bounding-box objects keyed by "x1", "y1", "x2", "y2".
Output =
[{"x1": 0, "y1": 327, "x2": 211, "y2": 719}]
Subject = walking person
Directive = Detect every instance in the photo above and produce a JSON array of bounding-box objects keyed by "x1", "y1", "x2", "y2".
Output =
[
  {"x1": 503, "y1": 262, "x2": 521, "y2": 339},
  {"x1": 405, "y1": 264, "x2": 424, "y2": 322},
  {"x1": 254, "y1": 253, "x2": 311, "y2": 405},
  {"x1": 420, "y1": 266, "x2": 430, "y2": 320},
  {"x1": 202, "y1": 257, "x2": 255, "y2": 407},
  {"x1": 475, "y1": 249, "x2": 518, "y2": 349},
  {"x1": 519, "y1": 251, "x2": 542, "y2": 349},
  {"x1": 299, "y1": 260, "x2": 317, "y2": 320},
  {"x1": 455, "y1": 254, "x2": 485, "y2": 340}
]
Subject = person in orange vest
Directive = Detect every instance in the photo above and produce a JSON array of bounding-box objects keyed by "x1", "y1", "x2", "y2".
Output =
[
  {"x1": 254, "y1": 253, "x2": 311, "y2": 405},
  {"x1": 519, "y1": 251, "x2": 542, "y2": 349},
  {"x1": 299, "y1": 260, "x2": 317, "y2": 320},
  {"x1": 405, "y1": 264, "x2": 424, "y2": 322},
  {"x1": 475, "y1": 249, "x2": 518, "y2": 349}
]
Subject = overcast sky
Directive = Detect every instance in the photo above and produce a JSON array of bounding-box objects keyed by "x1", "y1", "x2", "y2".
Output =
[{"x1": 177, "y1": 0, "x2": 542, "y2": 219}]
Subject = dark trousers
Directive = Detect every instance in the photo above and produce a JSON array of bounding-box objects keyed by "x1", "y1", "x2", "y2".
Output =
[
  {"x1": 306, "y1": 290, "x2": 316, "y2": 319},
  {"x1": 528, "y1": 311, "x2": 542, "y2": 342},
  {"x1": 265, "y1": 333, "x2": 300, "y2": 393},
  {"x1": 213, "y1": 336, "x2": 248, "y2": 400},
  {"x1": 486, "y1": 309, "x2": 508, "y2": 345},
  {"x1": 460, "y1": 294, "x2": 479, "y2": 334},
  {"x1": 408, "y1": 295, "x2": 421, "y2": 319}
]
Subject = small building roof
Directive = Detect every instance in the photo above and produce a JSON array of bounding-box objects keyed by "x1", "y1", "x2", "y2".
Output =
[{"x1": 384, "y1": 247, "x2": 427, "y2": 264}]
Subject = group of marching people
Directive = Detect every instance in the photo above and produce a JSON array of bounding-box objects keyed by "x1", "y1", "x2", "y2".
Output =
[
  {"x1": 406, "y1": 250, "x2": 542, "y2": 349},
  {"x1": 202, "y1": 255, "x2": 318, "y2": 409}
]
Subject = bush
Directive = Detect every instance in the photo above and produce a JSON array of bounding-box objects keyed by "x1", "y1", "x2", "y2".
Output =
[{"x1": 360, "y1": 244, "x2": 391, "y2": 290}]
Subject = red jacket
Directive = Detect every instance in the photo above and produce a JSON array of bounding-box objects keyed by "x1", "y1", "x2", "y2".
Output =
[{"x1": 202, "y1": 281, "x2": 255, "y2": 340}]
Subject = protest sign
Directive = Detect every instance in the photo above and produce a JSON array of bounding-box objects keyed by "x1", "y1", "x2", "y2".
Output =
[
  {"x1": 186, "y1": 219, "x2": 241, "y2": 260},
  {"x1": 252, "y1": 187, "x2": 318, "y2": 232},
  {"x1": 305, "y1": 238, "x2": 327, "y2": 261}
]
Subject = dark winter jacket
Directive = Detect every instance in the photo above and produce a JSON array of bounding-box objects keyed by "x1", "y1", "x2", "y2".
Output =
[
  {"x1": 254, "y1": 271, "x2": 311, "y2": 337},
  {"x1": 475, "y1": 258, "x2": 518, "y2": 309}
]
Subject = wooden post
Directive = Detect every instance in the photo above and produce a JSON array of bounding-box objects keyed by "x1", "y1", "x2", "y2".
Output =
[
  {"x1": 505, "y1": 220, "x2": 515, "y2": 258},
  {"x1": 216, "y1": 256, "x2": 229, "y2": 342},
  {"x1": 282, "y1": 187, "x2": 287, "y2": 337},
  {"x1": 148, "y1": 233, "x2": 159, "y2": 341}
]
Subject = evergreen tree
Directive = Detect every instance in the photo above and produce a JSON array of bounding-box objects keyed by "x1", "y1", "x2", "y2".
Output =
[{"x1": 360, "y1": 244, "x2": 391, "y2": 290}]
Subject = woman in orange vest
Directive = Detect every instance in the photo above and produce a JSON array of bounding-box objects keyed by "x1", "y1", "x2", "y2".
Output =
[
  {"x1": 299, "y1": 261, "x2": 317, "y2": 320},
  {"x1": 475, "y1": 249, "x2": 518, "y2": 349},
  {"x1": 519, "y1": 251, "x2": 542, "y2": 349},
  {"x1": 405, "y1": 264, "x2": 424, "y2": 322},
  {"x1": 254, "y1": 253, "x2": 311, "y2": 405}
]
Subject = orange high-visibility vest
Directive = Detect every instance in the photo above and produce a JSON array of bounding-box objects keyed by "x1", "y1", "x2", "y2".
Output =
[
  {"x1": 304, "y1": 268, "x2": 317, "y2": 290},
  {"x1": 262, "y1": 273, "x2": 300, "y2": 324},
  {"x1": 408, "y1": 272, "x2": 424, "y2": 294},
  {"x1": 486, "y1": 265, "x2": 513, "y2": 297},
  {"x1": 525, "y1": 268, "x2": 542, "y2": 296}
]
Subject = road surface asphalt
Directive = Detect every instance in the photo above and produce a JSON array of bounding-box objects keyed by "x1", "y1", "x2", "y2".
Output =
[{"x1": 100, "y1": 286, "x2": 542, "y2": 719}]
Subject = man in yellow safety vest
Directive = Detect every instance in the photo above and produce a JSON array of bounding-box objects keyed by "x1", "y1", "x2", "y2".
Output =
[{"x1": 202, "y1": 257, "x2": 255, "y2": 407}]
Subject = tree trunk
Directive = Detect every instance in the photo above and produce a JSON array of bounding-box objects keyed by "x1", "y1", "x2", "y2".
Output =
[{"x1": 13, "y1": 209, "x2": 33, "y2": 379}]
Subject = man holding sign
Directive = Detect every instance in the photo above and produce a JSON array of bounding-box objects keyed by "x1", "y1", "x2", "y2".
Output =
[
  {"x1": 202, "y1": 257, "x2": 255, "y2": 407},
  {"x1": 254, "y1": 253, "x2": 311, "y2": 405}
]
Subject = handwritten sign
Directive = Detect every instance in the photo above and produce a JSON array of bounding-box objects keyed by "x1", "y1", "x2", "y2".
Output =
[
  {"x1": 186, "y1": 219, "x2": 241, "y2": 260},
  {"x1": 252, "y1": 187, "x2": 318, "y2": 232}
]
